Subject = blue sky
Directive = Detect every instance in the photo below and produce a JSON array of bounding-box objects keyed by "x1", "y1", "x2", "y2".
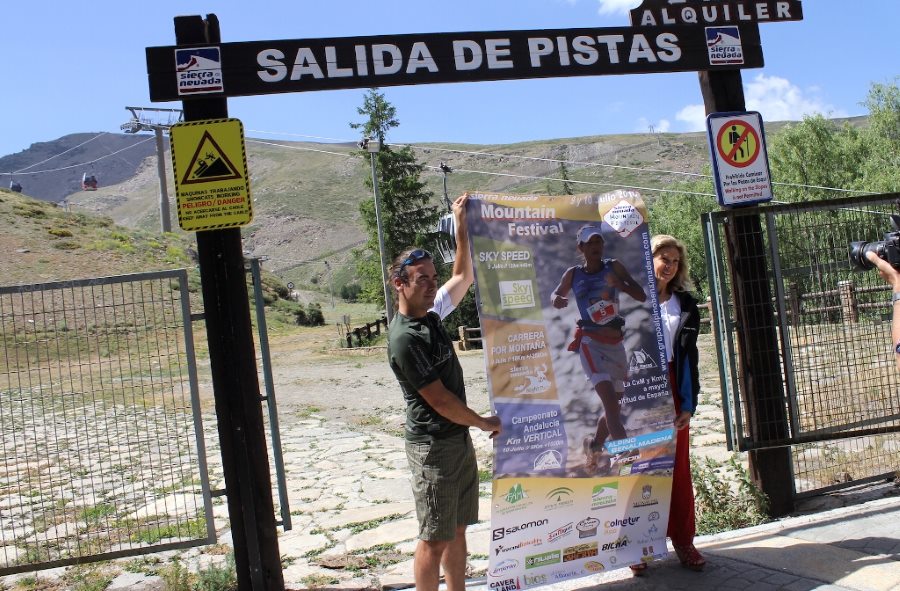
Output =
[{"x1": 1, "y1": 0, "x2": 897, "y2": 160}]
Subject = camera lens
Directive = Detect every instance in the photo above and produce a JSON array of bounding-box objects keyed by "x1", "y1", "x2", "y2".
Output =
[{"x1": 848, "y1": 241, "x2": 884, "y2": 270}]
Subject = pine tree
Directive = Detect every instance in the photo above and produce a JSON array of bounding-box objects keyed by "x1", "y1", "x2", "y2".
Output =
[
  {"x1": 559, "y1": 161, "x2": 575, "y2": 195},
  {"x1": 350, "y1": 89, "x2": 439, "y2": 305}
]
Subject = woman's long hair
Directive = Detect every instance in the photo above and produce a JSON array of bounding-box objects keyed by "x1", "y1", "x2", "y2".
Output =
[{"x1": 651, "y1": 234, "x2": 694, "y2": 293}]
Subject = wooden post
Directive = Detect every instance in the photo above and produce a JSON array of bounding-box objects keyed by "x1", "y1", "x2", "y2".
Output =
[
  {"x1": 699, "y1": 67, "x2": 794, "y2": 516},
  {"x1": 458, "y1": 326, "x2": 468, "y2": 351},
  {"x1": 838, "y1": 280, "x2": 858, "y2": 323},
  {"x1": 175, "y1": 14, "x2": 285, "y2": 591}
]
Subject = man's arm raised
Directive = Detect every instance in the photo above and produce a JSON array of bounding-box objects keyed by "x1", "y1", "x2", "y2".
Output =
[{"x1": 442, "y1": 193, "x2": 474, "y2": 307}]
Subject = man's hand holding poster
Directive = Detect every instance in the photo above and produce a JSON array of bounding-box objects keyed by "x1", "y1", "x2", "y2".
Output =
[{"x1": 467, "y1": 190, "x2": 675, "y2": 588}]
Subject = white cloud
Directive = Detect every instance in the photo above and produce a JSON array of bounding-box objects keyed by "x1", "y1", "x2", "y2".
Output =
[
  {"x1": 675, "y1": 104, "x2": 707, "y2": 132},
  {"x1": 669, "y1": 74, "x2": 845, "y2": 133},
  {"x1": 595, "y1": 0, "x2": 640, "y2": 15},
  {"x1": 744, "y1": 74, "x2": 845, "y2": 121}
]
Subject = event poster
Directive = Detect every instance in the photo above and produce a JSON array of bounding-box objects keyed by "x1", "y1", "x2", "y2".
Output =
[{"x1": 467, "y1": 191, "x2": 675, "y2": 589}]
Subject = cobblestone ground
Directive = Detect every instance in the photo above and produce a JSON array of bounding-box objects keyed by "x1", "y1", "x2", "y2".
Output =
[{"x1": 1, "y1": 333, "x2": 896, "y2": 590}]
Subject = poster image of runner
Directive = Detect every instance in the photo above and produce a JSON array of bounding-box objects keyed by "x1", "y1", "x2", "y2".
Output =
[{"x1": 467, "y1": 190, "x2": 675, "y2": 588}]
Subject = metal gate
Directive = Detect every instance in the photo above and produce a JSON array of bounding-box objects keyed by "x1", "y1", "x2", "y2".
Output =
[
  {"x1": 704, "y1": 192, "x2": 900, "y2": 497},
  {"x1": 0, "y1": 270, "x2": 215, "y2": 574}
]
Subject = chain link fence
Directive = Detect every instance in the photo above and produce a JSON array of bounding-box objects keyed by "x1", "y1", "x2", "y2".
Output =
[
  {"x1": 704, "y1": 192, "x2": 900, "y2": 497},
  {"x1": 0, "y1": 270, "x2": 214, "y2": 575}
]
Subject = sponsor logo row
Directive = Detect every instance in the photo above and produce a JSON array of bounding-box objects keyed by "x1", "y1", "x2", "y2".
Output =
[{"x1": 496, "y1": 482, "x2": 662, "y2": 515}]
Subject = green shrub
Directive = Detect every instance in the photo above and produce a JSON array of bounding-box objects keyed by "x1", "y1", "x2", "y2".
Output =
[
  {"x1": 13, "y1": 204, "x2": 47, "y2": 218},
  {"x1": 48, "y1": 227, "x2": 74, "y2": 238},
  {"x1": 160, "y1": 559, "x2": 191, "y2": 591},
  {"x1": 692, "y1": 454, "x2": 769, "y2": 534},
  {"x1": 293, "y1": 303, "x2": 325, "y2": 327},
  {"x1": 340, "y1": 283, "x2": 361, "y2": 302},
  {"x1": 306, "y1": 303, "x2": 325, "y2": 326},
  {"x1": 53, "y1": 240, "x2": 80, "y2": 250},
  {"x1": 194, "y1": 554, "x2": 237, "y2": 591}
]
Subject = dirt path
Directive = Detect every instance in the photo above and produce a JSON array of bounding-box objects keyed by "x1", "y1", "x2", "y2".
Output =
[{"x1": 265, "y1": 327, "x2": 730, "y2": 465}]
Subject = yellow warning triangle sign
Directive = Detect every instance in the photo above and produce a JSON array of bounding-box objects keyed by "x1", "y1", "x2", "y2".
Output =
[{"x1": 181, "y1": 130, "x2": 242, "y2": 185}]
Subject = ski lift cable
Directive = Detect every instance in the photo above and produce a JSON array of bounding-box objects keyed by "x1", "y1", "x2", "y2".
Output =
[
  {"x1": 250, "y1": 135, "x2": 702, "y2": 195},
  {"x1": 11, "y1": 132, "x2": 110, "y2": 174},
  {"x1": 247, "y1": 129, "x2": 350, "y2": 143},
  {"x1": 246, "y1": 139, "x2": 351, "y2": 157},
  {"x1": 443, "y1": 167, "x2": 718, "y2": 198},
  {"x1": 245, "y1": 128, "x2": 865, "y2": 196},
  {"x1": 247, "y1": 134, "x2": 861, "y2": 199},
  {"x1": 0, "y1": 137, "x2": 155, "y2": 176},
  {"x1": 248, "y1": 128, "x2": 710, "y2": 180}
]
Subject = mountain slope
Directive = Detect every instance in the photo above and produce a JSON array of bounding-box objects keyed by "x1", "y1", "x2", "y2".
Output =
[
  {"x1": 6, "y1": 115, "x2": 867, "y2": 292},
  {"x1": 61, "y1": 132, "x2": 712, "y2": 287},
  {"x1": 0, "y1": 188, "x2": 192, "y2": 285},
  {"x1": 0, "y1": 133, "x2": 157, "y2": 203}
]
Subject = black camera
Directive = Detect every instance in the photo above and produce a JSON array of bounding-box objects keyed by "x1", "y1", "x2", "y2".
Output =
[{"x1": 849, "y1": 214, "x2": 900, "y2": 270}]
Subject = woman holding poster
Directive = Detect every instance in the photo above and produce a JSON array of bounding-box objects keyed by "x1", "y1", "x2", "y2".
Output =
[
  {"x1": 644, "y1": 234, "x2": 706, "y2": 574},
  {"x1": 550, "y1": 224, "x2": 646, "y2": 474}
]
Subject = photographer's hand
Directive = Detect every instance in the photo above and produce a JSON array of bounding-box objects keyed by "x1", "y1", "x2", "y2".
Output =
[
  {"x1": 867, "y1": 251, "x2": 900, "y2": 369},
  {"x1": 867, "y1": 251, "x2": 900, "y2": 291}
]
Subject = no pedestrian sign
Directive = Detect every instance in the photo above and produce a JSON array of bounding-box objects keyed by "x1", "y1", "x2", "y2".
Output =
[
  {"x1": 170, "y1": 118, "x2": 252, "y2": 231},
  {"x1": 706, "y1": 111, "x2": 773, "y2": 207}
]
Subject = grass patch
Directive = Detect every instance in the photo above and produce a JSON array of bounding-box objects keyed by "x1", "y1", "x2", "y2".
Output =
[
  {"x1": 347, "y1": 513, "x2": 405, "y2": 534},
  {"x1": 296, "y1": 405, "x2": 322, "y2": 419},
  {"x1": 63, "y1": 565, "x2": 115, "y2": 591},
  {"x1": 300, "y1": 574, "x2": 341, "y2": 588},
  {"x1": 354, "y1": 414, "x2": 383, "y2": 427},
  {"x1": 79, "y1": 502, "x2": 115, "y2": 523},
  {"x1": 130, "y1": 517, "x2": 207, "y2": 544}
]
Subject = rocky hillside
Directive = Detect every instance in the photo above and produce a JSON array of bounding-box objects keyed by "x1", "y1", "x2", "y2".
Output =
[{"x1": 0, "y1": 133, "x2": 157, "y2": 203}]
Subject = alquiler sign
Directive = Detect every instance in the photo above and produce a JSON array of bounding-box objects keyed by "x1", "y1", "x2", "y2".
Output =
[{"x1": 630, "y1": 0, "x2": 803, "y2": 27}]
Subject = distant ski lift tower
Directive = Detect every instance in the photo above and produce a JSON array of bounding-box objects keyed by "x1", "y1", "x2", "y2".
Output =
[{"x1": 121, "y1": 106, "x2": 183, "y2": 233}]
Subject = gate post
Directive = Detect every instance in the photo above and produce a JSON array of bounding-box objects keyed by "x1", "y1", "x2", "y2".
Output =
[
  {"x1": 699, "y1": 68, "x2": 794, "y2": 516},
  {"x1": 176, "y1": 14, "x2": 285, "y2": 591}
]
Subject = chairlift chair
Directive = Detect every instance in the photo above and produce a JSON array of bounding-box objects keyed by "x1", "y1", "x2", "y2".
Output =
[
  {"x1": 435, "y1": 162, "x2": 457, "y2": 263},
  {"x1": 9, "y1": 180, "x2": 22, "y2": 193},
  {"x1": 81, "y1": 172, "x2": 98, "y2": 191},
  {"x1": 435, "y1": 212, "x2": 457, "y2": 264}
]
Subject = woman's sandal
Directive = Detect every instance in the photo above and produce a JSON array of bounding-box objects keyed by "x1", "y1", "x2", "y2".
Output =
[
  {"x1": 629, "y1": 563, "x2": 648, "y2": 576},
  {"x1": 673, "y1": 544, "x2": 706, "y2": 571}
]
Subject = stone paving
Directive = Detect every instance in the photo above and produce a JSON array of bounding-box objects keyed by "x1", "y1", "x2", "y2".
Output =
[{"x1": 1, "y1": 344, "x2": 898, "y2": 590}]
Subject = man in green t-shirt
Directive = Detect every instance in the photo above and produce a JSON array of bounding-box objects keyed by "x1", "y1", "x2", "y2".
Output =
[{"x1": 388, "y1": 193, "x2": 501, "y2": 591}]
